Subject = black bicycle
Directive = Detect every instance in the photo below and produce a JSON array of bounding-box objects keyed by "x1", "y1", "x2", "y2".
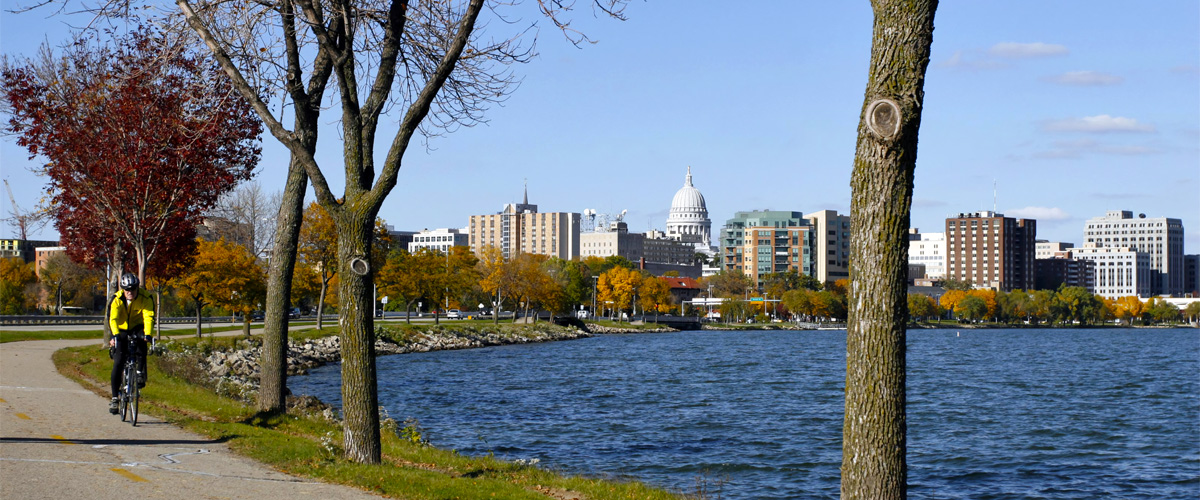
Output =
[{"x1": 117, "y1": 334, "x2": 152, "y2": 426}]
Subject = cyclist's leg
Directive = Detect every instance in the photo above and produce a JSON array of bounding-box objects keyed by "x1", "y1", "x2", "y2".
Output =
[
  {"x1": 110, "y1": 331, "x2": 128, "y2": 397},
  {"x1": 134, "y1": 335, "x2": 148, "y2": 387}
]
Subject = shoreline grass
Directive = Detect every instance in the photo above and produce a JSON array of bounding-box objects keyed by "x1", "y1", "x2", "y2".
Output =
[
  {"x1": 0, "y1": 324, "x2": 253, "y2": 343},
  {"x1": 52, "y1": 327, "x2": 690, "y2": 500}
]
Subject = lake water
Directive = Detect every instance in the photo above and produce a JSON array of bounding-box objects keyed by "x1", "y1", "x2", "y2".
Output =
[{"x1": 291, "y1": 328, "x2": 1200, "y2": 499}]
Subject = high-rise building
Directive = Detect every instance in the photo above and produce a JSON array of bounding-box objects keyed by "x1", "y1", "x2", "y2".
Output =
[
  {"x1": 720, "y1": 210, "x2": 813, "y2": 289},
  {"x1": 907, "y1": 229, "x2": 946, "y2": 279},
  {"x1": 805, "y1": 210, "x2": 851, "y2": 283},
  {"x1": 467, "y1": 187, "x2": 580, "y2": 260},
  {"x1": 1083, "y1": 210, "x2": 1185, "y2": 296},
  {"x1": 1072, "y1": 243, "x2": 1152, "y2": 298},
  {"x1": 1184, "y1": 255, "x2": 1199, "y2": 296},
  {"x1": 945, "y1": 211, "x2": 1036, "y2": 291}
]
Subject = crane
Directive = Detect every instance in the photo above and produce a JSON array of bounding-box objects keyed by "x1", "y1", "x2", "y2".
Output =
[{"x1": 3, "y1": 179, "x2": 48, "y2": 240}]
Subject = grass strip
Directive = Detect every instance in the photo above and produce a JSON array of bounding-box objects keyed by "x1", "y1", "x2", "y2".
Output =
[
  {"x1": 52, "y1": 330, "x2": 690, "y2": 500},
  {"x1": 1, "y1": 325, "x2": 253, "y2": 343}
]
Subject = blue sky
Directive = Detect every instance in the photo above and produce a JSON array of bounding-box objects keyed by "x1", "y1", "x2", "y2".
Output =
[{"x1": 3, "y1": 1, "x2": 1198, "y2": 252}]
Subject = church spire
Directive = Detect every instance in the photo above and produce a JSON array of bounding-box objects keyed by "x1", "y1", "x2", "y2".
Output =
[{"x1": 684, "y1": 166, "x2": 693, "y2": 188}]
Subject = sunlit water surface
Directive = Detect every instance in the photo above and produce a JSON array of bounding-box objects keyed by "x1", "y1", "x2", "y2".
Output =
[{"x1": 292, "y1": 328, "x2": 1199, "y2": 499}]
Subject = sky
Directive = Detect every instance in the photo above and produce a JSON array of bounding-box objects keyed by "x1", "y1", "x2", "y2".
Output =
[{"x1": 2, "y1": 1, "x2": 1198, "y2": 253}]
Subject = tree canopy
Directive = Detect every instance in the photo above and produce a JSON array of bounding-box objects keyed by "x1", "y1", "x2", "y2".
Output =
[{"x1": 1, "y1": 27, "x2": 261, "y2": 282}]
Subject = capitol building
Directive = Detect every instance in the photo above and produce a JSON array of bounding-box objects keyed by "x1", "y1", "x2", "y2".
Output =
[{"x1": 666, "y1": 167, "x2": 715, "y2": 255}]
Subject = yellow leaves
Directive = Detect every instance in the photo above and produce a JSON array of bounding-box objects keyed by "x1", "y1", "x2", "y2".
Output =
[
  {"x1": 170, "y1": 238, "x2": 264, "y2": 311},
  {"x1": 597, "y1": 267, "x2": 642, "y2": 313}
]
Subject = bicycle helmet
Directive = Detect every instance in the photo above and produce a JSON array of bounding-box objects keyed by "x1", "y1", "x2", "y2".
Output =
[{"x1": 119, "y1": 273, "x2": 139, "y2": 291}]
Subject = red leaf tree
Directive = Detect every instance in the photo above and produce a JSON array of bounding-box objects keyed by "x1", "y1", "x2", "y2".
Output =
[{"x1": 2, "y1": 28, "x2": 261, "y2": 283}]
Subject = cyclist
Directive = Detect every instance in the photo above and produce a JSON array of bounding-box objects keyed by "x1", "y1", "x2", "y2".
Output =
[{"x1": 107, "y1": 272, "x2": 154, "y2": 414}]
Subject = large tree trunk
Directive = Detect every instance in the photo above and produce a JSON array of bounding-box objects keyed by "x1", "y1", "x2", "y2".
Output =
[
  {"x1": 258, "y1": 152, "x2": 310, "y2": 413},
  {"x1": 842, "y1": 2, "x2": 937, "y2": 500},
  {"x1": 336, "y1": 212, "x2": 380, "y2": 464}
]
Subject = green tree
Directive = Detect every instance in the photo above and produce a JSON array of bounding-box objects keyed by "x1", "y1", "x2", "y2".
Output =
[
  {"x1": 1055, "y1": 286, "x2": 1100, "y2": 325},
  {"x1": 1148, "y1": 299, "x2": 1181, "y2": 324},
  {"x1": 842, "y1": 1, "x2": 938, "y2": 498},
  {"x1": 782, "y1": 288, "x2": 813, "y2": 321},
  {"x1": 1184, "y1": 301, "x2": 1200, "y2": 324},
  {"x1": 941, "y1": 278, "x2": 973, "y2": 291},
  {"x1": 907, "y1": 293, "x2": 937, "y2": 322},
  {"x1": 39, "y1": 251, "x2": 102, "y2": 314},
  {"x1": 706, "y1": 269, "x2": 752, "y2": 298},
  {"x1": 955, "y1": 295, "x2": 987, "y2": 322},
  {"x1": 1029, "y1": 289, "x2": 1056, "y2": 325},
  {"x1": 718, "y1": 299, "x2": 752, "y2": 323}
]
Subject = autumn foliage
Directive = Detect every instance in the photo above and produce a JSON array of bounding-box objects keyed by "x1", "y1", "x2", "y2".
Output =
[{"x1": 1, "y1": 28, "x2": 261, "y2": 281}]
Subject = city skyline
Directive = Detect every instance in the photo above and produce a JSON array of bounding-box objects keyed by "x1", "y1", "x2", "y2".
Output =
[{"x1": 2, "y1": 2, "x2": 1197, "y2": 253}]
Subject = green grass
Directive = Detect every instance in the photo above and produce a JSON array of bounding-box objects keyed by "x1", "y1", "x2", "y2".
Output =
[
  {"x1": 0, "y1": 324, "x2": 250, "y2": 344},
  {"x1": 52, "y1": 330, "x2": 691, "y2": 500}
]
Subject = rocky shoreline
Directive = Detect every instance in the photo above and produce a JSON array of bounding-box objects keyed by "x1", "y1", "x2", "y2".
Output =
[{"x1": 193, "y1": 324, "x2": 593, "y2": 396}]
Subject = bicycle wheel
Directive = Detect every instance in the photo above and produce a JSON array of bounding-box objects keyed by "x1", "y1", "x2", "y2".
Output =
[
  {"x1": 129, "y1": 362, "x2": 140, "y2": 426},
  {"x1": 120, "y1": 361, "x2": 135, "y2": 422}
]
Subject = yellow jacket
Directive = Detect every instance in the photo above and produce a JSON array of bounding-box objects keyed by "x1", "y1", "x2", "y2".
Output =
[{"x1": 109, "y1": 289, "x2": 155, "y2": 338}]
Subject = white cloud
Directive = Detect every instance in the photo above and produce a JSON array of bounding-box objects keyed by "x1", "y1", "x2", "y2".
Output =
[
  {"x1": 989, "y1": 42, "x2": 1069, "y2": 58},
  {"x1": 1041, "y1": 115, "x2": 1156, "y2": 133},
  {"x1": 1005, "y1": 206, "x2": 1071, "y2": 221},
  {"x1": 1032, "y1": 138, "x2": 1159, "y2": 159},
  {"x1": 940, "y1": 50, "x2": 1006, "y2": 70},
  {"x1": 1043, "y1": 71, "x2": 1123, "y2": 86}
]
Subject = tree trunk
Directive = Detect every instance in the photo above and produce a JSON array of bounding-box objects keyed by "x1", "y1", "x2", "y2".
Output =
[
  {"x1": 195, "y1": 299, "x2": 204, "y2": 338},
  {"x1": 336, "y1": 212, "x2": 380, "y2": 464},
  {"x1": 316, "y1": 279, "x2": 328, "y2": 330},
  {"x1": 258, "y1": 152, "x2": 310, "y2": 413},
  {"x1": 243, "y1": 316, "x2": 251, "y2": 337},
  {"x1": 842, "y1": 2, "x2": 937, "y2": 500}
]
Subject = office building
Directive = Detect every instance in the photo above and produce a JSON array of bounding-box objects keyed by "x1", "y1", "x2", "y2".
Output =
[
  {"x1": 945, "y1": 211, "x2": 1036, "y2": 291},
  {"x1": 1083, "y1": 210, "x2": 1185, "y2": 296},
  {"x1": 907, "y1": 229, "x2": 946, "y2": 280},
  {"x1": 720, "y1": 210, "x2": 814, "y2": 289},
  {"x1": 408, "y1": 228, "x2": 469, "y2": 254},
  {"x1": 1035, "y1": 254, "x2": 1095, "y2": 292},
  {"x1": 1073, "y1": 243, "x2": 1152, "y2": 298},
  {"x1": 1036, "y1": 241, "x2": 1075, "y2": 259},
  {"x1": 805, "y1": 210, "x2": 851, "y2": 283},
  {"x1": 467, "y1": 188, "x2": 580, "y2": 260}
]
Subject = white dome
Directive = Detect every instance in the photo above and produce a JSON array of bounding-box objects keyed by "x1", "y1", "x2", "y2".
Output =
[
  {"x1": 669, "y1": 168, "x2": 707, "y2": 214},
  {"x1": 665, "y1": 167, "x2": 712, "y2": 250}
]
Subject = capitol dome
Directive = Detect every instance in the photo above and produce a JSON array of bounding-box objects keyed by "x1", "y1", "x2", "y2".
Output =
[
  {"x1": 666, "y1": 167, "x2": 712, "y2": 249},
  {"x1": 670, "y1": 169, "x2": 707, "y2": 213}
]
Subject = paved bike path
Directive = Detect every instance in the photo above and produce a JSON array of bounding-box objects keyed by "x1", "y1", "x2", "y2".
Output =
[{"x1": 0, "y1": 338, "x2": 382, "y2": 500}]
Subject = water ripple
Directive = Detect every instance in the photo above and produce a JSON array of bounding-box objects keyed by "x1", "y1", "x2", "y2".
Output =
[{"x1": 293, "y1": 328, "x2": 1200, "y2": 500}]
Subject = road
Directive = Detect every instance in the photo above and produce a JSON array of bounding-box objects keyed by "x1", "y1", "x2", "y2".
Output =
[{"x1": 0, "y1": 337, "x2": 383, "y2": 500}]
